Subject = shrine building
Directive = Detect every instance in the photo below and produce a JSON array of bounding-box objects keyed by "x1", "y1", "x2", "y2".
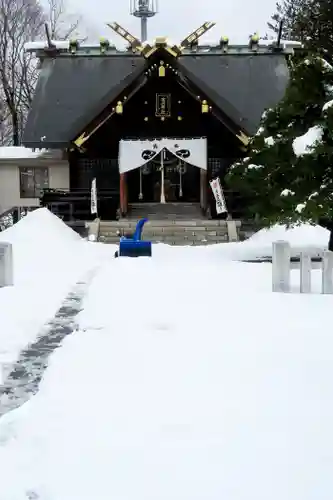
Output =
[{"x1": 21, "y1": 21, "x2": 298, "y2": 220}]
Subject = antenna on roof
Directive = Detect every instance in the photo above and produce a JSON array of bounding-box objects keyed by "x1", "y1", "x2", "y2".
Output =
[
  {"x1": 44, "y1": 23, "x2": 55, "y2": 49},
  {"x1": 276, "y1": 19, "x2": 283, "y2": 48},
  {"x1": 130, "y1": 0, "x2": 158, "y2": 42}
]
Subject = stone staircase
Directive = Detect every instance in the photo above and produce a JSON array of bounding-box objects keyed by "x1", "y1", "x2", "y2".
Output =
[{"x1": 98, "y1": 219, "x2": 240, "y2": 245}]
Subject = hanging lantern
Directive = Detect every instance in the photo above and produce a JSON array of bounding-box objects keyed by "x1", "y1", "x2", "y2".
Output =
[
  {"x1": 178, "y1": 116, "x2": 182, "y2": 121},
  {"x1": 100, "y1": 37, "x2": 110, "y2": 54},
  {"x1": 220, "y1": 36, "x2": 229, "y2": 52},
  {"x1": 69, "y1": 39, "x2": 79, "y2": 54},
  {"x1": 201, "y1": 100, "x2": 209, "y2": 113},
  {"x1": 249, "y1": 33, "x2": 259, "y2": 51},
  {"x1": 116, "y1": 101, "x2": 123, "y2": 114},
  {"x1": 159, "y1": 61, "x2": 166, "y2": 77}
]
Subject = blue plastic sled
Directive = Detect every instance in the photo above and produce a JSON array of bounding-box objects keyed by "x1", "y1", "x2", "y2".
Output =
[{"x1": 115, "y1": 218, "x2": 152, "y2": 258}]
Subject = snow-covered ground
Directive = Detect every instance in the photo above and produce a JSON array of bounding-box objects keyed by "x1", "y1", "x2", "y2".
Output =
[
  {"x1": 0, "y1": 208, "x2": 111, "y2": 367},
  {"x1": 0, "y1": 210, "x2": 332, "y2": 500}
]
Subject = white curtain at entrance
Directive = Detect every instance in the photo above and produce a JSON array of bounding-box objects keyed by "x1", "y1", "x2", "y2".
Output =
[{"x1": 118, "y1": 138, "x2": 207, "y2": 174}]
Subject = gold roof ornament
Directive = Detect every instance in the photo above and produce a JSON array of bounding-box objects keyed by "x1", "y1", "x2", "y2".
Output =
[
  {"x1": 116, "y1": 101, "x2": 123, "y2": 114},
  {"x1": 106, "y1": 20, "x2": 217, "y2": 58},
  {"x1": 179, "y1": 22, "x2": 216, "y2": 51},
  {"x1": 155, "y1": 37, "x2": 168, "y2": 47},
  {"x1": 249, "y1": 32, "x2": 259, "y2": 51},
  {"x1": 201, "y1": 100, "x2": 209, "y2": 113},
  {"x1": 107, "y1": 21, "x2": 151, "y2": 55},
  {"x1": 158, "y1": 61, "x2": 165, "y2": 77},
  {"x1": 69, "y1": 39, "x2": 79, "y2": 54},
  {"x1": 220, "y1": 36, "x2": 229, "y2": 52},
  {"x1": 99, "y1": 37, "x2": 110, "y2": 54},
  {"x1": 236, "y1": 130, "x2": 250, "y2": 146}
]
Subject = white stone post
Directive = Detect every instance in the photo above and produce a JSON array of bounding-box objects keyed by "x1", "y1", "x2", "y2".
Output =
[
  {"x1": 300, "y1": 252, "x2": 312, "y2": 293},
  {"x1": 321, "y1": 250, "x2": 333, "y2": 294},
  {"x1": 272, "y1": 240, "x2": 291, "y2": 292},
  {"x1": 226, "y1": 220, "x2": 238, "y2": 242},
  {"x1": 0, "y1": 242, "x2": 13, "y2": 287}
]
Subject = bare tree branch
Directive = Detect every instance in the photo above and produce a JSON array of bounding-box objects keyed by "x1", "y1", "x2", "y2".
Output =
[{"x1": 0, "y1": 0, "x2": 85, "y2": 146}]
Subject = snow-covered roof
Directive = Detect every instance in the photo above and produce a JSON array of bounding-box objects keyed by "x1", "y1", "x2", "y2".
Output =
[
  {"x1": 260, "y1": 38, "x2": 303, "y2": 47},
  {"x1": 24, "y1": 40, "x2": 70, "y2": 51},
  {"x1": 24, "y1": 36, "x2": 302, "y2": 54},
  {"x1": 0, "y1": 147, "x2": 64, "y2": 161}
]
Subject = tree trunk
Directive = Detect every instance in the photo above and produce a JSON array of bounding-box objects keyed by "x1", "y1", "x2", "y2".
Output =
[{"x1": 11, "y1": 110, "x2": 20, "y2": 146}]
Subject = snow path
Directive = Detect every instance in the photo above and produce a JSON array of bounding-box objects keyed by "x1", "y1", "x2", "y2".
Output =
[
  {"x1": 0, "y1": 266, "x2": 99, "y2": 418},
  {"x1": 1, "y1": 243, "x2": 333, "y2": 500}
]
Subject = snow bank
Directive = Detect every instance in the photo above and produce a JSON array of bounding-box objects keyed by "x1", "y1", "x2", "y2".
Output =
[
  {"x1": 196, "y1": 223, "x2": 329, "y2": 261},
  {"x1": 292, "y1": 126, "x2": 323, "y2": 156},
  {"x1": 0, "y1": 208, "x2": 110, "y2": 365},
  {"x1": 0, "y1": 248, "x2": 332, "y2": 500},
  {"x1": 247, "y1": 223, "x2": 327, "y2": 247},
  {"x1": 236, "y1": 223, "x2": 329, "y2": 259}
]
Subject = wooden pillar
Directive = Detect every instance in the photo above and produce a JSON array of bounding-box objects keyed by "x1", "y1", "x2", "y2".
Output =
[
  {"x1": 200, "y1": 168, "x2": 208, "y2": 216},
  {"x1": 120, "y1": 173, "x2": 128, "y2": 216}
]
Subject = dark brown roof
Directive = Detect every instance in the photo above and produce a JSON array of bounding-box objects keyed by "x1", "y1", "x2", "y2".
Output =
[{"x1": 22, "y1": 49, "x2": 290, "y2": 148}]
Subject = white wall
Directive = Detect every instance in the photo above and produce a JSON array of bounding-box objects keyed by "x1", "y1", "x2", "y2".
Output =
[{"x1": 0, "y1": 162, "x2": 70, "y2": 213}]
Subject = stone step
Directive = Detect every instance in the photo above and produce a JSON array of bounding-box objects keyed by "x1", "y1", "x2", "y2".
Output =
[
  {"x1": 101, "y1": 228, "x2": 229, "y2": 237},
  {"x1": 99, "y1": 233, "x2": 229, "y2": 244},
  {"x1": 99, "y1": 220, "x2": 240, "y2": 228},
  {"x1": 127, "y1": 203, "x2": 204, "y2": 220},
  {"x1": 99, "y1": 236, "x2": 227, "y2": 245}
]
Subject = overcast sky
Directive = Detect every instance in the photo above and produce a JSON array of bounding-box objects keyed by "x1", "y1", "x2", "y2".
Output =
[{"x1": 65, "y1": 0, "x2": 278, "y2": 45}]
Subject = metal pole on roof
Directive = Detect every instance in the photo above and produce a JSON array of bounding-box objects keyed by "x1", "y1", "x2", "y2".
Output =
[{"x1": 130, "y1": 0, "x2": 158, "y2": 42}]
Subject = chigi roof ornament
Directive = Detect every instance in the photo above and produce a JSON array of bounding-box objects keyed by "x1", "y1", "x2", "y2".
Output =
[{"x1": 107, "y1": 20, "x2": 216, "y2": 58}]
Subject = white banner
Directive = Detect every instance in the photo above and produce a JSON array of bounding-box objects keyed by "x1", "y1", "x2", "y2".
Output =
[
  {"x1": 91, "y1": 177, "x2": 97, "y2": 215},
  {"x1": 209, "y1": 177, "x2": 228, "y2": 214},
  {"x1": 118, "y1": 137, "x2": 207, "y2": 174}
]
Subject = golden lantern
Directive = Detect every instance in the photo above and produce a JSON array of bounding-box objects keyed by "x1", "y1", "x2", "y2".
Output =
[
  {"x1": 201, "y1": 100, "x2": 209, "y2": 113},
  {"x1": 116, "y1": 101, "x2": 123, "y2": 114},
  {"x1": 159, "y1": 61, "x2": 166, "y2": 77},
  {"x1": 178, "y1": 116, "x2": 182, "y2": 121}
]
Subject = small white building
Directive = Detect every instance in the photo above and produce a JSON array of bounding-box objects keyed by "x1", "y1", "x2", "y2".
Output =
[{"x1": 0, "y1": 147, "x2": 69, "y2": 214}]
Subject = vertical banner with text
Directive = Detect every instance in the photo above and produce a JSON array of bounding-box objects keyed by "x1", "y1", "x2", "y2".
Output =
[
  {"x1": 209, "y1": 177, "x2": 228, "y2": 214},
  {"x1": 91, "y1": 177, "x2": 98, "y2": 215}
]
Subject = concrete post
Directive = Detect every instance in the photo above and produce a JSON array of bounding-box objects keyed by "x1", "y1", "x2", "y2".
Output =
[
  {"x1": 226, "y1": 220, "x2": 238, "y2": 242},
  {"x1": 87, "y1": 218, "x2": 100, "y2": 242},
  {"x1": 272, "y1": 240, "x2": 290, "y2": 292},
  {"x1": 300, "y1": 252, "x2": 311, "y2": 293},
  {"x1": 321, "y1": 250, "x2": 333, "y2": 294},
  {"x1": 0, "y1": 242, "x2": 13, "y2": 287}
]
